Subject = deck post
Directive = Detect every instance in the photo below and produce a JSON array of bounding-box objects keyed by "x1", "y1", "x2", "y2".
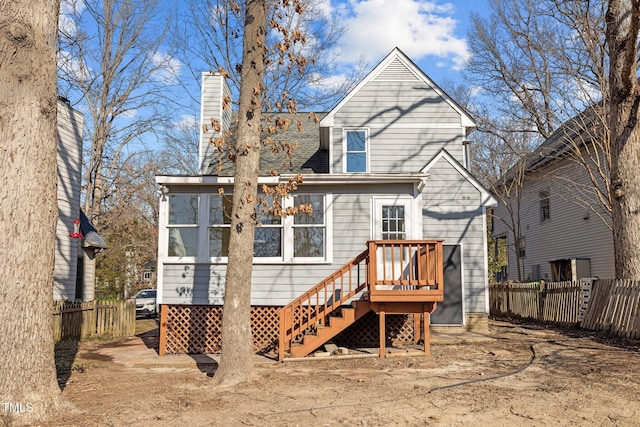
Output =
[
  {"x1": 423, "y1": 304, "x2": 430, "y2": 356},
  {"x1": 423, "y1": 302, "x2": 436, "y2": 356},
  {"x1": 159, "y1": 304, "x2": 168, "y2": 356},
  {"x1": 379, "y1": 304, "x2": 386, "y2": 358},
  {"x1": 413, "y1": 313, "x2": 421, "y2": 344}
]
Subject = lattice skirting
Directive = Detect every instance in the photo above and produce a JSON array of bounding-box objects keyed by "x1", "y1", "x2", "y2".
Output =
[{"x1": 160, "y1": 305, "x2": 417, "y2": 355}]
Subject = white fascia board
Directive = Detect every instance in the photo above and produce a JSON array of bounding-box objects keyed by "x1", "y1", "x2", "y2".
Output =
[
  {"x1": 282, "y1": 173, "x2": 429, "y2": 185},
  {"x1": 156, "y1": 175, "x2": 280, "y2": 185},
  {"x1": 422, "y1": 149, "x2": 498, "y2": 207},
  {"x1": 156, "y1": 173, "x2": 430, "y2": 187},
  {"x1": 319, "y1": 47, "x2": 476, "y2": 129}
]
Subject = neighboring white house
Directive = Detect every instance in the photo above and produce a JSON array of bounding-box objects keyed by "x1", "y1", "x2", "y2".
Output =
[
  {"x1": 55, "y1": 99, "x2": 107, "y2": 301},
  {"x1": 492, "y1": 109, "x2": 614, "y2": 282},
  {"x1": 155, "y1": 48, "x2": 497, "y2": 354}
]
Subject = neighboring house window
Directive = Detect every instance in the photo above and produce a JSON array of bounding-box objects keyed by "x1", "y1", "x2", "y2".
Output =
[
  {"x1": 539, "y1": 190, "x2": 550, "y2": 222},
  {"x1": 381, "y1": 205, "x2": 406, "y2": 240},
  {"x1": 345, "y1": 129, "x2": 368, "y2": 173},
  {"x1": 167, "y1": 194, "x2": 199, "y2": 257},
  {"x1": 531, "y1": 264, "x2": 540, "y2": 281},
  {"x1": 293, "y1": 194, "x2": 325, "y2": 258},
  {"x1": 518, "y1": 237, "x2": 526, "y2": 259},
  {"x1": 142, "y1": 271, "x2": 153, "y2": 282}
]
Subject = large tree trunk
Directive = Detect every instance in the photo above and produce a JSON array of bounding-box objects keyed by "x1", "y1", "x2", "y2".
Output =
[
  {"x1": 606, "y1": 0, "x2": 640, "y2": 279},
  {"x1": 212, "y1": 0, "x2": 267, "y2": 387},
  {"x1": 0, "y1": 0, "x2": 71, "y2": 424}
]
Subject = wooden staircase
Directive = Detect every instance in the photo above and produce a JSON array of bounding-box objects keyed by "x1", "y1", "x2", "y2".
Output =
[
  {"x1": 290, "y1": 301, "x2": 371, "y2": 357},
  {"x1": 278, "y1": 240, "x2": 444, "y2": 360}
]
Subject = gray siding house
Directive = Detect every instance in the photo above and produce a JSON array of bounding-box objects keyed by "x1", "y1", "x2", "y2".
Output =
[
  {"x1": 156, "y1": 48, "x2": 496, "y2": 352},
  {"x1": 492, "y1": 112, "x2": 614, "y2": 282},
  {"x1": 55, "y1": 99, "x2": 107, "y2": 301}
]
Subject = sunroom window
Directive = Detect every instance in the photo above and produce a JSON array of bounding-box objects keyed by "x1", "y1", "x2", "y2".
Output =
[
  {"x1": 254, "y1": 196, "x2": 283, "y2": 257},
  {"x1": 167, "y1": 194, "x2": 199, "y2": 257},
  {"x1": 293, "y1": 194, "x2": 325, "y2": 258},
  {"x1": 208, "y1": 194, "x2": 283, "y2": 258},
  {"x1": 209, "y1": 195, "x2": 232, "y2": 257},
  {"x1": 164, "y1": 192, "x2": 330, "y2": 263}
]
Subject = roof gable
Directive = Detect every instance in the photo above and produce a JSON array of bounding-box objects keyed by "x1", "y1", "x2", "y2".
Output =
[
  {"x1": 422, "y1": 149, "x2": 497, "y2": 207},
  {"x1": 319, "y1": 47, "x2": 475, "y2": 129}
]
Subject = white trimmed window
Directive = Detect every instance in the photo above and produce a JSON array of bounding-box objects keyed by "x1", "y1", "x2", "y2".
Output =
[
  {"x1": 208, "y1": 194, "x2": 283, "y2": 259},
  {"x1": 292, "y1": 194, "x2": 325, "y2": 259},
  {"x1": 165, "y1": 192, "x2": 331, "y2": 263},
  {"x1": 167, "y1": 194, "x2": 199, "y2": 257},
  {"x1": 344, "y1": 129, "x2": 368, "y2": 173},
  {"x1": 208, "y1": 194, "x2": 232, "y2": 258}
]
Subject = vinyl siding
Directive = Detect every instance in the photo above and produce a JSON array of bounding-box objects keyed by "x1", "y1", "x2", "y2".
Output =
[
  {"x1": 160, "y1": 184, "x2": 414, "y2": 306},
  {"x1": 330, "y1": 73, "x2": 464, "y2": 174},
  {"x1": 422, "y1": 157, "x2": 488, "y2": 313},
  {"x1": 199, "y1": 73, "x2": 232, "y2": 174},
  {"x1": 54, "y1": 102, "x2": 83, "y2": 301},
  {"x1": 493, "y1": 155, "x2": 614, "y2": 281}
]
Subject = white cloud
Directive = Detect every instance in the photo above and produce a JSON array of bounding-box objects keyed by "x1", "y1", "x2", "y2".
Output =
[
  {"x1": 58, "y1": 0, "x2": 85, "y2": 37},
  {"x1": 332, "y1": 0, "x2": 468, "y2": 70},
  {"x1": 151, "y1": 52, "x2": 182, "y2": 84},
  {"x1": 173, "y1": 115, "x2": 198, "y2": 130},
  {"x1": 57, "y1": 50, "x2": 91, "y2": 82}
]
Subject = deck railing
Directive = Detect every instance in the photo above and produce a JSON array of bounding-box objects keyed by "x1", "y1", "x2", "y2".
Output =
[
  {"x1": 367, "y1": 240, "x2": 444, "y2": 302},
  {"x1": 278, "y1": 249, "x2": 369, "y2": 360},
  {"x1": 278, "y1": 240, "x2": 445, "y2": 358}
]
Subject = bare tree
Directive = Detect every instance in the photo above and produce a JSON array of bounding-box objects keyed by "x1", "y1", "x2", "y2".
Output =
[
  {"x1": 211, "y1": 0, "x2": 268, "y2": 387},
  {"x1": 465, "y1": 0, "x2": 618, "y2": 281},
  {"x1": 466, "y1": 0, "x2": 612, "y2": 216},
  {"x1": 174, "y1": 0, "x2": 363, "y2": 111},
  {"x1": 209, "y1": 0, "x2": 318, "y2": 386},
  {"x1": 0, "y1": 1, "x2": 73, "y2": 423},
  {"x1": 472, "y1": 117, "x2": 537, "y2": 281},
  {"x1": 95, "y1": 152, "x2": 160, "y2": 298},
  {"x1": 57, "y1": 0, "x2": 177, "y2": 225},
  {"x1": 606, "y1": 0, "x2": 640, "y2": 279}
]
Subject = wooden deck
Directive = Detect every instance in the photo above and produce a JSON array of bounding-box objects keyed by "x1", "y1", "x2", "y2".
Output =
[{"x1": 278, "y1": 240, "x2": 444, "y2": 360}]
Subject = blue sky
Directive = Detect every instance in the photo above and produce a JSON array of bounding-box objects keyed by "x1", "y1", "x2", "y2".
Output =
[
  {"x1": 324, "y1": 0, "x2": 491, "y2": 86},
  {"x1": 58, "y1": 0, "x2": 492, "y2": 152}
]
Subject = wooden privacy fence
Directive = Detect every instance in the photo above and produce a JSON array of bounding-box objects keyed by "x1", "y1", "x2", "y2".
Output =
[
  {"x1": 489, "y1": 280, "x2": 591, "y2": 324},
  {"x1": 53, "y1": 300, "x2": 136, "y2": 341},
  {"x1": 581, "y1": 279, "x2": 640, "y2": 339}
]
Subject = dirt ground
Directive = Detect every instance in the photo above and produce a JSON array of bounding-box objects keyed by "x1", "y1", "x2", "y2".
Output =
[{"x1": 45, "y1": 319, "x2": 639, "y2": 426}]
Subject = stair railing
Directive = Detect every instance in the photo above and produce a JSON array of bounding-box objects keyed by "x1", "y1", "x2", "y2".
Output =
[{"x1": 278, "y1": 248, "x2": 369, "y2": 360}]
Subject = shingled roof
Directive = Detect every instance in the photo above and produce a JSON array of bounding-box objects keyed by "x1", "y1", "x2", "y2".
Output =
[
  {"x1": 204, "y1": 112, "x2": 328, "y2": 176},
  {"x1": 499, "y1": 104, "x2": 607, "y2": 185}
]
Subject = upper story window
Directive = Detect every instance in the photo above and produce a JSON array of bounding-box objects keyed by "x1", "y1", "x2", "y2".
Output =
[
  {"x1": 539, "y1": 190, "x2": 550, "y2": 222},
  {"x1": 167, "y1": 194, "x2": 199, "y2": 257},
  {"x1": 344, "y1": 129, "x2": 368, "y2": 173}
]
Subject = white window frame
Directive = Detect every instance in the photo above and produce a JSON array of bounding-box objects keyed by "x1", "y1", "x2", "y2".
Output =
[
  {"x1": 165, "y1": 193, "x2": 201, "y2": 262},
  {"x1": 161, "y1": 192, "x2": 332, "y2": 265},
  {"x1": 286, "y1": 193, "x2": 332, "y2": 263},
  {"x1": 372, "y1": 197, "x2": 417, "y2": 240},
  {"x1": 343, "y1": 128, "x2": 369, "y2": 173}
]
